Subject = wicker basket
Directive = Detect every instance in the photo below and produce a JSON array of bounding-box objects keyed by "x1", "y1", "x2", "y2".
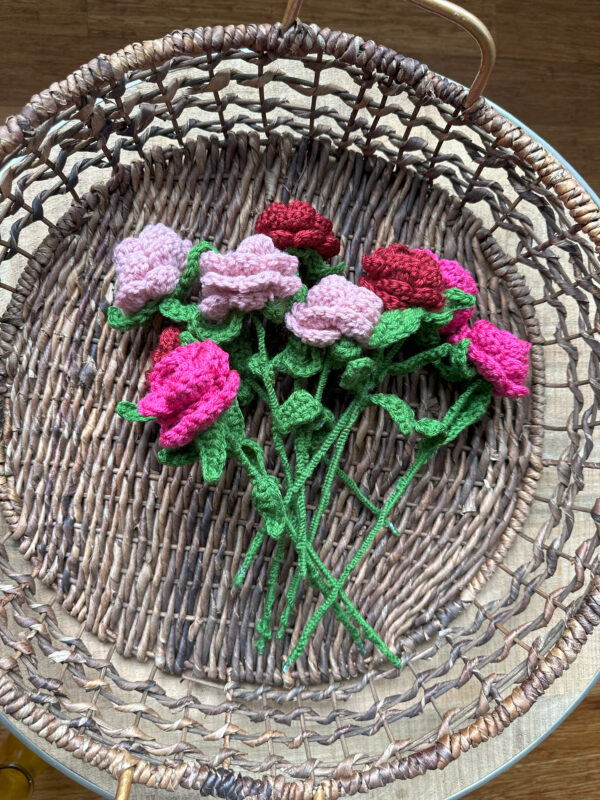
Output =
[{"x1": 1, "y1": 1, "x2": 599, "y2": 798}]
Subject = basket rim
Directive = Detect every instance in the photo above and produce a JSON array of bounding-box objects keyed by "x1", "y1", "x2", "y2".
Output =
[{"x1": 0, "y1": 21, "x2": 599, "y2": 249}]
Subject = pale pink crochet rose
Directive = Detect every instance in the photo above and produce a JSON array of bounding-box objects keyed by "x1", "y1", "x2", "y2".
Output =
[
  {"x1": 138, "y1": 340, "x2": 240, "y2": 448},
  {"x1": 462, "y1": 320, "x2": 531, "y2": 398},
  {"x1": 423, "y1": 249, "x2": 478, "y2": 337},
  {"x1": 113, "y1": 224, "x2": 192, "y2": 313},
  {"x1": 285, "y1": 274, "x2": 383, "y2": 347},
  {"x1": 199, "y1": 234, "x2": 301, "y2": 321}
]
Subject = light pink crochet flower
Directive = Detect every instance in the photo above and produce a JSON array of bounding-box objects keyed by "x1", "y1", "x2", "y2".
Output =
[
  {"x1": 463, "y1": 320, "x2": 531, "y2": 398},
  {"x1": 138, "y1": 340, "x2": 240, "y2": 448},
  {"x1": 285, "y1": 274, "x2": 383, "y2": 347},
  {"x1": 423, "y1": 249, "x2": 478, "y2": 337},
  {"x1": 198, "y1": 234, "x2": 301, "y2": 321},
  {"x1": 113, "y1": 224, "x2": 192, "y2": 314}
]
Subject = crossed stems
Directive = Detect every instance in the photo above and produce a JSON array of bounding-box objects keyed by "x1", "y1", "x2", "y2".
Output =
[{"x1": 230, "y1": 318, "x2": 486, "y2": 672}]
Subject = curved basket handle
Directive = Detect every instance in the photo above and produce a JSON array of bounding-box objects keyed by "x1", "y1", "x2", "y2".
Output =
[
  {"x1": 282, "y1": 0, "x2": 496, "y2": 107},
  {"x1": 116, "y1": 768, "x2": 133, "y2": 800}
]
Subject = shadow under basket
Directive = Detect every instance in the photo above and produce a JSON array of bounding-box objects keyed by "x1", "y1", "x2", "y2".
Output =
[{"x1": 0, "y1": 21, "x2": 600, "y2": 800}]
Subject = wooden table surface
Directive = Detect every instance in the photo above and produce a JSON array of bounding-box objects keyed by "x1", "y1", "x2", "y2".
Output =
[{"x1": 0, "y1": 1, "x2": 598, "y2": 798}]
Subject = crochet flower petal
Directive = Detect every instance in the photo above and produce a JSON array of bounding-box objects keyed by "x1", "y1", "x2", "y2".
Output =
[
  {"x1": 138, "y1": 340, "x2": 239, "y2": 447},
  {"x1": 256, "y1": 201, "x2": 340, "y2": 258},
  {"x1": 285, "y1": 274, "x2": 382, "y2": 347},
  {"x1": 198, "y1": 234, "x2": 300, "y2": 321},
  {"x1": 113, "y1": 224, "x2": 192, "y2": 313},
  {"x1": 466, "y1": 320, "x2": 531, "y2": 398},
  {"x1": 359, "y1": 244, "x2": 446, "y2": 311}
]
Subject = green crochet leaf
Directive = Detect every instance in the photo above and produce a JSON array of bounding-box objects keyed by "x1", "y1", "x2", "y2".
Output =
[
  {"x1": 237, "y1": 379, "x2": 255, "y2": 406},
  {"x1": 179, "y1": 330, "x2": 196, "y2": 345},
  {"x1": 423, "y1": 289, "x2": 476, "y2": 329},
  {"x1": 158, "y1": 297, "x2": 200, "y2": 323},
  {"x1": 173, "y1": 241, "x2": 218, "y2": 301},
  {"x1": 369, "y1": 394, "x2": 415, "y2": 435},
  {"x1": 271, "y1": 336, "x2": 324, "y2": 378},
  {"x1": 277, "y1": 390, "x2": 329, "y2": 435},
  {"x1": 369, "y1": 307, "x2": 424, "y2": 349},
  {"x1": 116, "y1": 401, "x2": 154, "y2": 422},
  {"x1": 189, "y1": 312, "x2": 243, "y2": 344},
  {"x1": 328, "y1": 338, "x2": 363, "y2": 366},
  {"x1": 220, "y1": 401, "x2": 246, "y2": 442},
  {"x1": 414, "y1": 418, "x2": 446, "y2": 438},
  {"x1": 262, "y1": 285, "x2": 308, "y2": 324},
  {"x1": 157, "y1": 439, "x2": 201, "y2": 467},
  {"x1": 436, "y1": 338, "x2": 477, "y2": 382},
  {"x1": 252, "y1": 476, "x2": 286, "y2": 539},
  {"x1": 441, "y1": 379, "x2": 492, "y2": 441},
  {"x1": 196, "y1": 422, "x2": 228, "y2": 483},
  {"x1": 107, "y1": 301, "x2": 159, "y2": 330},
  {"x1": 287, "y1": 247, "x2": 345, "y2": 284},
  {"x1": 340, "y1": 357, "x2": 377, "y2": 391}
]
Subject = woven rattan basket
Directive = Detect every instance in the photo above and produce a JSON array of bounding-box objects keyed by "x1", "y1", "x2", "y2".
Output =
[{"x1": 1, "y1": 1, "x2": 600, "y2": 798}]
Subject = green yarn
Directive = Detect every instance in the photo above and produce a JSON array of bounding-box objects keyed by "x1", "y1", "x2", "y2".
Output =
[
  {"x1": 173, "y1": 241, "x2": 217, "y2": 301},
  {"x1": 116, "y1": 400, "x2": 154, "y2": 422},
  {"x1": 251, "y1": 476, "x2": 287, "y2": 540},
  {"x1": 277, "y1": 390, "x2": 333, "y2": 436},
  {"x1": 262, "y1": 285, "x2": 308, "y2": 323},
  {"x1": 369, "y1": 394, "x2": 415, "y2": 436},
  {"x1": 339, "y1": 357, "x2": 377, "y2": 390},
  {"x1": 328, "y1": 338, "x2": 363, "y2": 367},
  {"x1": 189, "y1": 311, "x2": 243, "y2": 344},
  {"x1": 369, "y1": 307, "x2": 425, "y2": 349},
  {"x1": 159, "y1": 297, "x2": 200, "y2": 323},
  {"x1": 107, "y1": 301, "x2": 159, "y2": 330},
  {"x1": 271, "y1": 335, "x2": 324, "y2": 378},
  {"x1": 287, "y1": 247, "x2": 345, "y2": 284}
]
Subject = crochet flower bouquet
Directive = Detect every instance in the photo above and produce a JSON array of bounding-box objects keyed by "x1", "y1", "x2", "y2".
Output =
[{"x1": 107, "y1": 202, "x2": 531, "y2": 672}]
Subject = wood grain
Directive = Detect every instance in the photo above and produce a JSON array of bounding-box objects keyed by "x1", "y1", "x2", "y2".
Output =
[{"x1": 0, "y1": 0, "x2": 598, "y2": 798}]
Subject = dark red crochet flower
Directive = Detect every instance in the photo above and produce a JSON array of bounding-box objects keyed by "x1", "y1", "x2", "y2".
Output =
[
  {"x1": 359, "y1": 244, "x2": 446, "y2": 311},
  {"x1": 256, "y1": 201, "x2": 340, "y2": 259},
  {"x1": 145, "y1": 327, "x2": 181, "y2": 390}
]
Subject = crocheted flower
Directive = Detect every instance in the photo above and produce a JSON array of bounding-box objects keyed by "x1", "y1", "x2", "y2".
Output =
[
  {"x1": 139, "y1": 340, "x2": 240, "y2": 447},
  {"x1": 256, "y1": 201, "x2": 341, "y2": 259},
  {"x1": 144, "y1": 327, "x2": 181, "y2": 390},
  {"x1": 424, "y1": 249, "x2": 479, "y2": 337},
  {"x1": 113, "y1": 224, "x2": 192, "y2": 314},
  {"x1": 463, "y1": 320, "x2": 531, "y2": 398},
  {"x1": 285, "y1": 274, "x2": 383, "y2": 347},
  {"x1": 198, "y1": 234, "x2": 301, "y2": 322},
  {"x1": 359, "y1": 244, "x2": 446, "y2": 311}
]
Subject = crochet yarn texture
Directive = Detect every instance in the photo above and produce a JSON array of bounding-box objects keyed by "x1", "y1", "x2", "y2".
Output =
[
  {"x1": 359, "y1": 244, "x2": 446, "y2": 311},
  {"x1": 199, "y1": 234, "x2": 301, "y2": 321},
  {"x1": 113, "y1": 223, "x2": 192, "y2": 313},
  {"x1": 256, "y1": 200, "x2": 341, "y2": 258},
  {"x1": 107, "y1": 203, "x2": 531, "y2": 672}
]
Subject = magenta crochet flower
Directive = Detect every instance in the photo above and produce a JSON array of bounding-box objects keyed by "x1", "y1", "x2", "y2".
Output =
[
  {"x1": 138, "y1": 340, "x2": 240, "y2": 448},
  {"x1": 464, "y1": 320, "x2": 531, "y2": 398},
  {"x1": 285, "y1": 274, "x2": 383, "y2": 347},
  {"x1": 423, "y1": 249, "x2": 479, "y2": 337},
  {"x1": 198, "y1": 234, "x2": 301, "y2": 322},
  {"x1": 113, "y1": 224, "x2": 192, "y2": 314}
]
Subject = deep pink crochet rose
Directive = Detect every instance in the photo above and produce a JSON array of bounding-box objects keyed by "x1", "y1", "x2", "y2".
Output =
[
  {"x1": 199, "y1": 234, "x2": 301, "y2": 321},
  {"x1": 138, "y1": 340, "x2": 240, "y2": 448},
  {"x1": 285, "y1": 274, "x2": 383, "y2": 347},
  {"x1": 464, "y1": 320, "x2": 531, "y2": 398},
  {"x1": 113, "y1": 224, "x2": 192, "y2": 313},
  {"x1": 423, "y1": 249, "x2": 478, "y2": 337}
]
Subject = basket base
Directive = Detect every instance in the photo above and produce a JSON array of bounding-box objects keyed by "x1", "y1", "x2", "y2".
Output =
[{"x1": 0, "y1": 132, "x2": 541, "y2": 685}]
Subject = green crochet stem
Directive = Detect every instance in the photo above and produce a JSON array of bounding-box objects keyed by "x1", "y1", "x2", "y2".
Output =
[{"x1": 282, "y1": 378, "x2": 492, "y2": 671}]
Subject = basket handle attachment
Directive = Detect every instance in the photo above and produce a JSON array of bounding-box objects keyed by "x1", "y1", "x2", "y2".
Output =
[
  {"x1": 282, "y1": 0, "x2": 496, "y2": 107},
  {"x1": 115, "y1": 767, "x2": 133, "y2": 800}
]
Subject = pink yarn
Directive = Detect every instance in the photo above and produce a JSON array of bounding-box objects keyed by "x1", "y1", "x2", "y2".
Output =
[
  {"x1": 285, "y1": 274, "x2": 383, "y2": 347},
  {"x1": 423, "y1": 249, "x2": 478, "y2": 336},
  {"x1": 199, "y1": 234, "x2": 301, "y2": 321},
  {"x1": 113, "y1": 224, "x2": 192, "y2": 313},
  {"x1": 138, "y1": 340, "x2": 240, "y2": 448},
  {"x1": 464, "y1": 320, "x2": 531, "y2": 398}
]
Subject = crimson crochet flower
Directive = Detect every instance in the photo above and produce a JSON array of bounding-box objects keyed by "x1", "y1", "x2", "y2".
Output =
[
  {"x1": 465, "y1": 320, "x2": 531, "y2": 398},
  {"x1": 144, "y1": 327, "x2": 181, "y2": 391},
  {"x1": 139, "y1": 340, "x2": 240, "y2": 448},
  {"x1": 359, "y1": 244, "x2": 446, "y2": 311},
  {"x1": 256, "y1": 201, "x2": 340, "y2": 259}
]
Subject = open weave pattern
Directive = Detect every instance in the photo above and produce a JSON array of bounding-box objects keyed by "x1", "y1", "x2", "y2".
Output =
[{"x1": 0, "y1": 21, "x2": 599, "y2": 799}]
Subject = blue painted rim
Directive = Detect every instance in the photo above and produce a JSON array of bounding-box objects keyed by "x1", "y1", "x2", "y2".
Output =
[{"x1": 0, "y1": 96, "x2": 598, "y2": 799}]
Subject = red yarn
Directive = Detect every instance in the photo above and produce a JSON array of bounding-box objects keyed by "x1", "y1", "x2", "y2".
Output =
[
  {"x1": 145, "y1": 327, "x2": 181, "y2": 389},
  {"x1": 256, "y1": 201, "x2": 341, "y2": 259},
  {"x1": 359, "y1": 244, "x2": 446, "y2": 311}
]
